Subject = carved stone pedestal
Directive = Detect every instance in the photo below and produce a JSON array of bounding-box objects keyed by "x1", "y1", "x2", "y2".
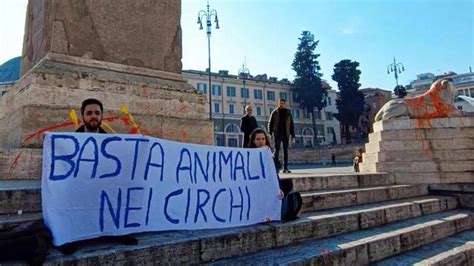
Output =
[{"x1": 360, "y1": 116, "x2": 474, "y2": 184}]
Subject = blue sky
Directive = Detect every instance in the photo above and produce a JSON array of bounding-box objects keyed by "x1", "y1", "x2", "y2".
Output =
[{"x1": 2, "y1": 0, "x2": 473, "y2": 90}]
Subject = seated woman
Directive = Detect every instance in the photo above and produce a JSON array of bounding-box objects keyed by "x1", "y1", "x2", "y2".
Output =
[{"x1": 248, "y1": 128, "x2": 302, "y2": 222}]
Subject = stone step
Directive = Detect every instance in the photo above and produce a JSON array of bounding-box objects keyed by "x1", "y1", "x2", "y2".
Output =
[
  {"x1": 0, "y1": 180, "x2": 40, "y2": 214},
  {"x1": 363, "y1": 149, "x2": 474, "y2": 163},
  {"x1": 361, "y1": 160, "x2": 474, "y2": 174},
  {"x1": 368, "y1": 127, "x2": 474, "y2": 143},
  {"x1": 0, "y1": 195, "x2": 458, "y2": 240},
  {"x1": 210, "y1": 209, "x2": 474, "y2": 265},
  {"x1": 429, "y1": 183, "x2": 474, "y2": 208},
  {"x1": 365, "y1": 138, "x2": 474, "y2": 154},
  {"x1": 0, "y1": 173, "x2": 397, "y2": 215},
  {"x1": 391, "y1": 172, "x2": 474, "y2": 185},
  {"x1": 376, "y1": 230, "x2": 474, "y2": 265},
  {"x1": 0, "y1": 212, "x2": 42, "y2": 230},
  {"x1": 300, "y1": 184, "x2": 428, "y2": 212},
  {"x1": 4, "y1": 196, "x2": 456, "y2": 265},
  {"x1": 286, "y1": 173, "x2": 394, "y2": 192}
]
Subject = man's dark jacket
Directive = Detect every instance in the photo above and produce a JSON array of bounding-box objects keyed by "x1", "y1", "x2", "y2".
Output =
[
  {"x1": 240, "y1": 115, "x2": 258, "y2": 147},
  {"x1": 75, "y1": 125, "x2": 107, "y2": 133},
  {"x1": 268, "y1": 108, "x2": 295, "y2": 138}
]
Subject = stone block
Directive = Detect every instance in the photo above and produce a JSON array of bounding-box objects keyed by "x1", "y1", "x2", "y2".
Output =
[
  {"x1": 384, "y1": 203, "x2": 415, "y2": 223},
  {"x1": 372, "y1": 116, "x2": 474, "y2": 132},
  {"x1": 330, "y1": 242, "x2": 370, "y2": 265},
  {"x1": 364, "y1": 149, "x2": 474, "y2": 163},
  {"x1": 357, "y1": 173, "x2": 395, "y2": 187},
  {"x1": 417, "y1": 199, "x2": 442, "y2": 215},
  {"x1": 196, "y1": 225, "x2": 276, "y2": 262},
  {"x1": 0, "y1": 186, "x2": 41, "y2": 214},
  {"x1": 367, "y1": 234, "x2": 402, "y2": 261},
  {"x1": 303, "y1": 190, "x2": 357, "y2": 211},
  {"x1": 21, "y1": 1, "x2": 182, "y2": 74},
  {"x1": 444, "y1": 213, "x2": 474, "y2": 232},
  {"x1": 399, "y1": 222, "x2": 435, "y2": 251},
  {"x1": 356, "y1": 187, "x2": 390, "y2": 204},
  {"x1": 45, "y1": 232, "x2": 201, "y2": 265},
  {"x1": 393, "y1": 172, "x2": 474, "y2": 184},
  {"x1": 369, "y1": 127, "x2": 474, "y2": 142},
  {"x1": 0, "y1": 149, "x2": 42, "y2": 180},
  {"x1": 360, "y1": 208, "x2": 387, "y2": 229}
]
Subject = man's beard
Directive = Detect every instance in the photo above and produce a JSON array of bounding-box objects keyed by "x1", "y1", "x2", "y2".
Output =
[{"x1": 84, "y1": 119, "x2": 101, "y2": 132}]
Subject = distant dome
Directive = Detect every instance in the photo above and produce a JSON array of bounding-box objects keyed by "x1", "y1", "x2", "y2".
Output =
[{"x1": 0, "y1": 56, "x2": 21, "y2": 82}]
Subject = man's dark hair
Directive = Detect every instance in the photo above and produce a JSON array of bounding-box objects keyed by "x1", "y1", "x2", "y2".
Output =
[
  {"x1": 80, "y1": 98, "x2": 103, "y2": 116},
  {"x1": 279, "y1": 98, "x2": 286, "y2": 103}
]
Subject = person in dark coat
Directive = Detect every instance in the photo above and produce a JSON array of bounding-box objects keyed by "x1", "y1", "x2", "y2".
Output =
[
  {"x1": 268, "y1": 99, "x2": 295, "y2": 173},
  {"x1": 331, "y1": 153, "x2": 336, "y2": 166},
  {"x1": 240, "y1": 105, "x2": 259, "y2": 147}
]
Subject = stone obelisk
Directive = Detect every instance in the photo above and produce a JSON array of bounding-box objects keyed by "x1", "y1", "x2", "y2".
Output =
[{"x1": 0, "y1": 0, "x2": 213, "y2": 149}]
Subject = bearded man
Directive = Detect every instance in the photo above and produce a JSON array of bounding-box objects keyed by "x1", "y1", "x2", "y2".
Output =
[{"x1": 76, "y1": 98, "x2": 107, "y2": 133}]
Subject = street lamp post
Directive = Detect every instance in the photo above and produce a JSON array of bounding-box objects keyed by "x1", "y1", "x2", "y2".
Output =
[
  {"x1": 238, "y1": 60, "x2": 250, "y2": 112},
  {"x1": 197, "y1": 0, "x2": 219, "y2": 120},
  {"x1": 387, "y1": 57, "x2": 405, "y2": 86}
]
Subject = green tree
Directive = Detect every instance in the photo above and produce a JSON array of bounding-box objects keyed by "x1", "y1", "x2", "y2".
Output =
[
  {"x1": 332, "y1": 59, "x2": 365, "y2": 143},
  {"x1": 291, "y1": 31, "x2": 327, "y2": 146}
]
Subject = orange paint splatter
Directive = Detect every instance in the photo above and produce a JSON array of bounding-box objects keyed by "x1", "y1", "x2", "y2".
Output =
[
  {"x1": 21, "y1": 121, "x2": 76, "y2": 145},
  {"x1": 405, "y1": 80, "x2": 456, "y2": 120},
  {"x1": 403, "y1": 79, "x2": 457, "y2": 160}
]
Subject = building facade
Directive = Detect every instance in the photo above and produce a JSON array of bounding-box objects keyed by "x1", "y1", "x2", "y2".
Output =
[
  {"x1": 454, "y1": 72, "x2": 474, "y2": 98},
  {"x1": 0, "y1": 82, "x2": 15, "y2": 97},
  {"x1": 183, "y1": 70, "x2": 341, "y2": 148},
  {"x1": 359, "y1": 88, "x2": 392, "y2": 137}
]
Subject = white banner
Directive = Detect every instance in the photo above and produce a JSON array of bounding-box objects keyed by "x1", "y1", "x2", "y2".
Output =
[{"x1": 41, "y1": 132, "x2": 281, "y2": 246}]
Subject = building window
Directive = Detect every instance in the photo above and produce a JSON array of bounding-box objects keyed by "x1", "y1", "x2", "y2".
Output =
[
  {"x1": 295, "y1": 109, "x2": 300, "y2": 119},
  {"x1": 254, "y1": 89, "x2": 263, "y2": 99},
  {"x1": 269, "y1": 107, "x2": 274, "y2": 114},
  {"x1": 256, "y1": 106, "x2": 262, "y2": 116},
  {"x1": 303, "y1": 109, "x2": 310, "y2": 119},
  {"x1": 227, "y1": 86, "x2": 236, "y2": 97},
  {"x1": 229, "y1": 104, "x2": 234, "y2": 114},
  {"x1": 292, "y1": 92, "x2": 298, "y2": 102},
  {"x1": 316, "y1": 111, "x2": 322, "y2": 119},
  {"x1": 214, "y1": 103, "x2": 220, "y2": 113},
  {"x1": 267, "y1": 91, "x2": 275, "y2": 101},
  {"x1": 326, "y1": 112, "x2": 333, "y2": 120},
  {"x1": 327, "y1": 127, "x2": 334, "y2": 134},
  {"x1": 327, "y1": 96, "x2": 332, "y2": 105},
  {"x1": 228, "y1": 138, "x2": 238, "y2": 147},
  {"x1": 279, "y1": 92, "x2": 287, "y2": 100},
  {"x1": 216, "y1": 136, "x2": 225, "y2": 146},
  {"x1": 212, "y1": 85, "x2": 221, "y2": 96},
  {"x1": 241, "y1": 88, "x2": 249, "y2": 98},
  {"x1": 197, "y1": 83, "x2": 207, "y2": 94}
]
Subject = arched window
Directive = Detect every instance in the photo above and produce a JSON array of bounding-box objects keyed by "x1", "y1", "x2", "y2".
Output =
[
  {"x1": 302, "y1": 127, "x2": 314, "y2": 136},
  {"x1": 224, "y1": 123, "x2": 240, "y2": 133}
]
